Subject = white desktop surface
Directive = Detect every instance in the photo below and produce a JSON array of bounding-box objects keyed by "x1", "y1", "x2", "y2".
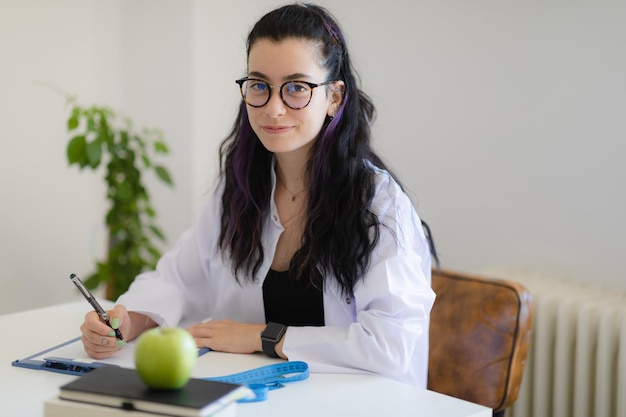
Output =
[{"x1": 1, "y1": 301, "x2": 491, "y2": 417}]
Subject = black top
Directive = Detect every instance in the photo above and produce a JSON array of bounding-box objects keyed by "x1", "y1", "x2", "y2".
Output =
[{"x1": 262, "y1": 268, "x2": 325, "y2": 326}]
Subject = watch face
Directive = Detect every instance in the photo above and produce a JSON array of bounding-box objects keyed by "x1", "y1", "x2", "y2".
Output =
[{"x1": 263, "y1": 322, "x2": 286, "y2": 341}]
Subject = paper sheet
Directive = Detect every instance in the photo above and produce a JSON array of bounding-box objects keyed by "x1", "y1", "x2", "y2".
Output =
[{"x1": 30, "y1": 337, "x2": 138, "y2": 368}]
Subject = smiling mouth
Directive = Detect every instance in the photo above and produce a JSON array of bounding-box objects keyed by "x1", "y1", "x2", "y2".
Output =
[{"x1": 262, "y1": 126, "x2": 293, "y2": 134}]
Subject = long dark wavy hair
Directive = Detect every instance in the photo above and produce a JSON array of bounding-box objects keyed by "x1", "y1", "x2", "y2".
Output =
[{"x1": 218, "y1": 3, "x2": 399, "y2": 297}]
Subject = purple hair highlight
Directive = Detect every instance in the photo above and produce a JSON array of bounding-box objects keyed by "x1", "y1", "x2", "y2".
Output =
[
  {"x1": 310, "y1": 90, "x2": 349, "y2": 196},
  {"x1": 222, "y1": 105, "x2": 263, "y2": 247}
]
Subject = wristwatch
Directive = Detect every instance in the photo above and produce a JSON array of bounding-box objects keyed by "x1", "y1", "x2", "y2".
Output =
[{"x1": 261, "y1": 322, "x2": 287, "y2": 358}]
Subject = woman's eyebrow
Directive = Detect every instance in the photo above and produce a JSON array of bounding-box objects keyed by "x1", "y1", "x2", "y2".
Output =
[
  {"x1": 247, "y1": 71, "x2": 313, "y2": 81},
  {"x1": 283, "y1": 73, "x2": 313, "y2": 81}
]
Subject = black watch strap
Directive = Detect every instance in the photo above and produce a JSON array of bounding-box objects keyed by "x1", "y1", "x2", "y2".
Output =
[{"x1": 261, "y1": 322, "x2": 287, "y2": 358}]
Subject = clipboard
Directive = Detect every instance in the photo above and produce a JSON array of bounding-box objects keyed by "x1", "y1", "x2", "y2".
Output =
[{"x1": 12, "y1": 336, "x2": 211, "y2": 376}]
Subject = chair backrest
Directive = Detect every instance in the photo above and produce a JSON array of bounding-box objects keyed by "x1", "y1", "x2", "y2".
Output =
[{"x1": 427, "y1": 269, "x2": 533, "y2": 414}]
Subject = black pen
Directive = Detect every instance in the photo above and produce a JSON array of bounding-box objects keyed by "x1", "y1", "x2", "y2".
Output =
[{"x1": 70, "y1": 273, "x2": 124, "y2": 341}]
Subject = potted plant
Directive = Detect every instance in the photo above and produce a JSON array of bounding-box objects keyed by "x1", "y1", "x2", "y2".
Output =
[{"x1": 65, "y1": 97, "x2": 174, "y2": 300}]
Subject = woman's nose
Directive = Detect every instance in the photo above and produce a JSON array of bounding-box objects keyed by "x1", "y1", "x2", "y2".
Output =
[{"x1": 263, "y1": 88, "x2": 287, "y2": 117}]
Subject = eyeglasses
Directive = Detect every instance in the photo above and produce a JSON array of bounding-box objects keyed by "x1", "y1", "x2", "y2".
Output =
[{"x1": 235, "y1": 78, "x2": 337, "y2": 110}]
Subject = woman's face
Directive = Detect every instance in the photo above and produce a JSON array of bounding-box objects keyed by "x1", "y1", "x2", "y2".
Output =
[{"x1": 245, "y1": 38, "x2": 341, "y2": 156}]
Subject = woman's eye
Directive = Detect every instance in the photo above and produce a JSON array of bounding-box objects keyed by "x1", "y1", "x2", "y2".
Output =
[
  {"x1": 249, "y1": 82, "x2": 268, "y2": 92},
  {"x1": 285, "y1": 82, "x2": 309, "y2": 95}
]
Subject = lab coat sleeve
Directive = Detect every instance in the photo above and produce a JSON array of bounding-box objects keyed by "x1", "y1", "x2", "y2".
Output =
[{"x1": 281, "y1": 172, "x2": 436, "y2": 387}]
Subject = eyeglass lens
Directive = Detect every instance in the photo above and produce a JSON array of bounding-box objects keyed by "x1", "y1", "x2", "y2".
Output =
[{"x1": 240, "y1": 80, "x2": 313, "y2": 109}]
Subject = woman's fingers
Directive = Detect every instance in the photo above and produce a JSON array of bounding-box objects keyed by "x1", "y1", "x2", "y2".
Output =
[
  {"x1": 186, "y1": 320, "x2": 264, "y2": 353},
  {"x1": 79, "y1": 310, "x2": 126, "y2": 359}
]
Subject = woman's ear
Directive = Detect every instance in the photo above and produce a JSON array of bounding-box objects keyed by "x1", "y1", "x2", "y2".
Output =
[{"x1": 327, "y1": 81, "x2": 345, "y2": 118}]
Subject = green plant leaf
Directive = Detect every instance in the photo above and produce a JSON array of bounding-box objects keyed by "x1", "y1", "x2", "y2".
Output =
[
  {"x1": 96, "y1": 108, "x2": 109, "y2": 129},
  {"x1": 115, "y1": 182, "x2": 133, "y2": 201},
  {"x1": 67, "y1": 116, "x2": 79, "y2": 131},
  {"x1": 149, "y1": 225, "x2": 166, "y2": 241},
  {"x1": 83, "y1": 270, "x2": 102, "y2": 290},
  {"x1": 146, "y1": 245, "x2": 162, "y2": 260},
  {"x1": 154, "y1": 165, "x2": 173, "y2": 186},
  {"x1": 86, "y1": 140, "x2": 102, "y2": 168},
  {"x1": 120, "y1": 130, "x2": 130, "y2": 146},
  {"x1": 134, "y1": 135, "x2": 146, "y2": 148},
  {"x1": 87, "y1": 115, "x2": 96, "y2": 132},
  {"x1": 105, "y1": 210, "x2": 118, "y2": 227},
  {"x1": 154, "y1": 140, "x2": 169, "y2": 154},
  {"x1": 67, "y1": 135, "x2": 87, "y2": 166},
  {"x1": 67, "y1": 106, "x2": 80, "y2": 130}
]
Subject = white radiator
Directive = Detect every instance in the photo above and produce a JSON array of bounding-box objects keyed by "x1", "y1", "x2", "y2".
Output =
[{"x1": 485, "y1": 270, "x2": 626, "y2": 417}]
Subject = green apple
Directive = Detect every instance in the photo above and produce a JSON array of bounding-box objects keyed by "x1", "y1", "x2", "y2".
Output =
[{"x1": 134, "y1": 327, "x2": 197, "y2": 390}]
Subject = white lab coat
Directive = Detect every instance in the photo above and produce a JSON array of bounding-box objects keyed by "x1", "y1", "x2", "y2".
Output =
[{"x1": 117, "y1": 163, "x2": 435, "y2": 387}]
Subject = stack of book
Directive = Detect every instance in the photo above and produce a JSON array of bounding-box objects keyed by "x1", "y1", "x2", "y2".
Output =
[{"x1": 44, "y1": 366, "x2": 253, "y2": 417}]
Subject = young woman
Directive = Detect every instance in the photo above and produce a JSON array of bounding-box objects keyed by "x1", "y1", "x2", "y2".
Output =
[{"x1": 80, "y1": 3, "x2": 436, "y2": 388}]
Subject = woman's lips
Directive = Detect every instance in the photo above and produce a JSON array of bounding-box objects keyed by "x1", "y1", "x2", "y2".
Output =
[{"x1": 262, "y1": 125, "x2": 293, "y2": 134}]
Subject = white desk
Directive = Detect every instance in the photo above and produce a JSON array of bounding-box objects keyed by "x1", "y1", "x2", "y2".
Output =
[{"x1": 1, "y1": 301, "x2": 491, "y2": 417}]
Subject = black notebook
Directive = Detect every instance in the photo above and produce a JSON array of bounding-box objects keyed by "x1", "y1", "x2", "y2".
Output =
[{"x1": 58, "y1": 366, "x2": 252, "y2": 417}]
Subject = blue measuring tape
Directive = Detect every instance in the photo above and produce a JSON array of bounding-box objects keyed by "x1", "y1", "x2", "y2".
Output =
[{"x1": 203, "y1": 361, "x2": 309, "y2": 402}]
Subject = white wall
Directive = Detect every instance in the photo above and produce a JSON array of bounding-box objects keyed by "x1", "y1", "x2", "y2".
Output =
[
  {"x1": 1, "y1": 0, "x2": 122, "y2": 313},
  {"x1": 0, "y1": 0, "x2": 192, "y2": 313},
  {"x1": 2, "y1": 0, "x2": 625, "y2": 314}
]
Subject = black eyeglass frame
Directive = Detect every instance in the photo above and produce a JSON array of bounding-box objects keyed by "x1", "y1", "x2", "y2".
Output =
[{"x1": 235, "y1": 77, "x2": 338, "y2": 110}]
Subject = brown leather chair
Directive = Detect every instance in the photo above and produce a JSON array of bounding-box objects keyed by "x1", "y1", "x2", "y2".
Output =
[{"x1": 427, "y1": 269, "x2": 533, "y2": 417}]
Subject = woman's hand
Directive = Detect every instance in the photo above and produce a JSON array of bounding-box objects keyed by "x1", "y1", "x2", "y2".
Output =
[
  {"x1": 80, "y1": 304, "x2": 131, "y2": 359},
  {"x1": 79, "y1": 305, "x2": 156, "y2": 359},
  {"x1": 187, "y1": 320, "x2": 276, "y2": 355}
]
